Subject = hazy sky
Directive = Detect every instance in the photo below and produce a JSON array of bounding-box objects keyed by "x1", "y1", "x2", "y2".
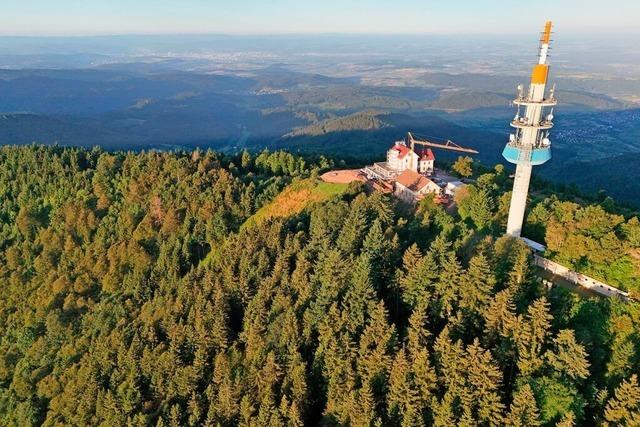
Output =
[{"x1": 2, "y1": 0, "x2": 639, "y2": 36}]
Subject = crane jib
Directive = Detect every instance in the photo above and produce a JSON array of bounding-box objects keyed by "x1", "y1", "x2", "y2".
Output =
[{"x1": 406, "y1": 132, "x2": 479, "y2": 154}]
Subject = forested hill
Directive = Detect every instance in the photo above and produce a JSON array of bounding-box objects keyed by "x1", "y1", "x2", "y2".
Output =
[{"x1": 1, "y1": 146, "x2": 640, "y2": 426}]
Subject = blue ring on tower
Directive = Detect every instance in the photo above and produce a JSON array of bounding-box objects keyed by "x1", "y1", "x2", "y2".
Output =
[{"x1": 502, "y1": 145, "x2": 551, "y2": 166}]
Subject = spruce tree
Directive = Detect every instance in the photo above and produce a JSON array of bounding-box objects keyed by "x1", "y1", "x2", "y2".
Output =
[
  {"x1": 407, "y1": 302, "x2": 431, "y2": 357},
  {"x1": 461, "y1": 253, "x2": 495, "y2": 315},
  {"x1": 556, "y1": 411, "x2": 576, "y2": 427},
  {"x1": 388, "y1": 348, "x2": 420, "y2": 423},
  {"x1": 337, "y1": 204, "x2": 368, "y2": 255},
  {"x1": 604, "y1": 374, "x2": 640, "y2": 426},
  {"x1": 505, "y1": 384, "x2": 541, "y2": 427},
  {"x1": 545, "y1": 329, "x2": 590, "y2": 381},
  {"x1": 433, "y1": 252, "x2": 463, "y2": 319},
  {"x1": 343, "y1": 254, "x2": 377, "y2": 336},
  {"x1": 396, "y1": 245, "x2": 438, "y2": 308},
  {"x1": 516, "y1": 297, "x2": 553, "y2": 377}
]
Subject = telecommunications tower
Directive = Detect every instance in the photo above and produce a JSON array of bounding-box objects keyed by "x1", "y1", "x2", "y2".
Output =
[{"x1": 504, "y1": 21, "x2": 556, "y2": 237}]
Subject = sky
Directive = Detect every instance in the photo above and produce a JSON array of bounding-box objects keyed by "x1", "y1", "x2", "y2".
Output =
[{"x1": 1, "y1": 0, "x2": 639, "y2": 36}]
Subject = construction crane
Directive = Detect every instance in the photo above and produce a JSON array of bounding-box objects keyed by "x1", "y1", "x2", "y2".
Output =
[{"x1": 407, "y1": 132, "x2": 479, "y2": 154}]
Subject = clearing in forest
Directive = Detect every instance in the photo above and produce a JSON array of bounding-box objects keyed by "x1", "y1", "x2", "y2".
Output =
[{"x1": 243, "y1": 178, "x2": 349, "y2": 228}]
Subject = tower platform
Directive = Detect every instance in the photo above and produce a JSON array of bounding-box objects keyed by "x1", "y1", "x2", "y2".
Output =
[{"x1": 502, "y1": 144, "x2": 551, "y2": 166}]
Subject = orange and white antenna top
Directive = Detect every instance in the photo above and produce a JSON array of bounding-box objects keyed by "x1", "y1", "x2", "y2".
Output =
[
  {"x1": 542, "y1": 21, "x2": 553, "y2": 45},
  {"x1": 531, "y1": 21, "x2": 553, "y2": 84}
]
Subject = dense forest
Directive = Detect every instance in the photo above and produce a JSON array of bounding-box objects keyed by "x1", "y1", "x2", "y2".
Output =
[{"x1": 1, "y1": 145, "x2": 639, "y2": 426}]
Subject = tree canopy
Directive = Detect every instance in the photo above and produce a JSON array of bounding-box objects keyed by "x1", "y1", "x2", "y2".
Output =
[{"x1": 0, "y1": 145, "x2": 638, "y2": 426}]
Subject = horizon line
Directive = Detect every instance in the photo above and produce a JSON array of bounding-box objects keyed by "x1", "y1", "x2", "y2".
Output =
[{"x1": 1, "y1": 29, "x2": 639, "y2": 39}]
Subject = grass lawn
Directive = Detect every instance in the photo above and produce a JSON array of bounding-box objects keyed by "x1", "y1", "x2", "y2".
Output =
[{"x1": 242, "y1": 178, "x2": 349, "y2": 229}]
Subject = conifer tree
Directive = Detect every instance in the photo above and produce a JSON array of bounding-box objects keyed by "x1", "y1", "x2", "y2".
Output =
[
  {"x1": 407, "y1": 302, "x2": 431, "y2": 357},
  {"x1": 388, "y1": 348, "x2": 420, "y2": 423},
  {"x1": 343, "y1": 254, "x2": 377, "y2": 336},
  {"x1": 516, "y1": 297, "x2": 553, "y2": 377},
  {"x1": 433, "y1": 252, "x2": 462, "y2": 318},
  {"x1": 397, "y1": 244, "x2": 438, "y2": 308},
  {"x1": 556, "y1": 411, "x2": 576, "y2": 427},
  {"x1": 337, "y1": 204, "x2": 368, "y2": 255},
  {"x1": 431, "y1": 392, "x2": 456, "y2": 427},
  {"x1": 241, "y1": 149, "x2": 252, "y2": 170},
  {"x1": 603, "y1": 374, "x2": 640, "y2": 426},
  {"x1": 484, "y1": 289, "x2": 517, "y2": 342},
  {"x1": 461, "y1": 253, "x2": 495, "y2": 314},
  {"x1": 362, "y1": 219, "x2": 391, "y2": 290},
  {"x1": 458, "y1": 253, "x2": 495, "y2": 336},
  {"x1": 463, "y1": 339, "x2": 505, "y2": 425},
  {"x1": 505, "y1": 384, "x2": 540, "y2": 427},
  {"x1": 429, "y1": 235, "x2": 451, "y2": 266},
  {"x1": 238, "y1": 395, "x2": 255, "y2": 427},
  {"x1": 411, "y1": 348, "x2": 437, "y2": 412},
  {"x1": 349, "y1": 382, "x2": 378, "y2": 427},
  {"x1": 358, "y1": 301, "x2": 397, "y2": 409},
  {"x1": 545, "y1": 329, "x2": 590, "y2": 381},
  {"x1": 169, "y1": 404, "x2": 183, "y2": 427},
  {"x1": 211, "y1": 353, "x2": 239, "y2": 423}
]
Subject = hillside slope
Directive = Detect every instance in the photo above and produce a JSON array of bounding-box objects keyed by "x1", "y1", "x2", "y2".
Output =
[
  {"x1": 284, "y1": 111, "x2": 389, "y2": 138},
  {"x1": 0, "y1": 146, "x2": 639, "y2": 426},
  {"x1": 243, "y1": 178, "x2": 349, "y2": 228}
]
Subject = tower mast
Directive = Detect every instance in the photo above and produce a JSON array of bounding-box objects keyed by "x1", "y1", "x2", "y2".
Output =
[{"x1": 504, "y1": 21, "x2": 556, "y2": 237}]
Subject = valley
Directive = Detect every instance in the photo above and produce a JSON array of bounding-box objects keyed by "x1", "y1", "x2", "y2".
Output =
[{"x1": 0, "y1": 34, "x2": 639, "y2": 207}]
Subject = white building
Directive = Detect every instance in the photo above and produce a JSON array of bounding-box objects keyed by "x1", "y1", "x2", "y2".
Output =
[
  {"x1": 386, "y1": 141, "x2": 435, "y2": 175},
  {"x1": 394, "y1": 169, "x2": 441, "y2": 205}
]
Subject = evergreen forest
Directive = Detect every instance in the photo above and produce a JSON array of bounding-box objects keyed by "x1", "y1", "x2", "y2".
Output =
[{"x1": 1, "y1": 145, "x2": 640, "y2": 426}]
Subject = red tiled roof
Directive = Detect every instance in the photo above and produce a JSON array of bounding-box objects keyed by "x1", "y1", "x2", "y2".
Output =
[
  {"x1": 390, "y1": 144, "x2": 435, "y2": 162},
  {"x1": 417, "y1": 148, "x2": 435, "y2": 161},
  {"x1": 396, "y1": 169, "x2": 434, "y2": 192},
  {"x1": 390, "y1": 143, "x2": 411, "y2": 159}
]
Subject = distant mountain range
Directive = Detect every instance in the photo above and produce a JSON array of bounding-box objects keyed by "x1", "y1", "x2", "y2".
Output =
[
  {"x1": 0, "y1": 63, "x2": 638, "y2": 206},
  {"x1": 284, "y1": 111, "x2": 390, "y2": 138}
]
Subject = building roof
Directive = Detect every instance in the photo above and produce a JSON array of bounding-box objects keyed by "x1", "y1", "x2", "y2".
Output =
[
  {"x1": 417, "y1": 148, "x2": 435, "y2": 161},
  {"x1": 395, "y1": 169, "x2": 435, "y2": 192},
  {"x1": 520, "y1": 237, "x2": 546, "y2": 253},
  {"x1": 446, "y1": 181, "x2": 465, "y2": 188},
  {"x1": 390, "y1": 143, "x2": 435, "y2": 162},
  {"x1": 373, "y1": 161, "x2": 396, "y2": 172},
  {"x1": 390, "y1": 143, "x2": 412, "y2": 159}
]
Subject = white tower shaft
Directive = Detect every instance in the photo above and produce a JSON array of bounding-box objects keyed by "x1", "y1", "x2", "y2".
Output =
[
  {"x1": 506, "y1": 165, "x2": 533, "y2": 236},
  {"x1": 506, "y1": 82, "x2": 546, "y2": 236},
  {"x1": 505, "y1": 21, "x2": 554, "y2": 237}
]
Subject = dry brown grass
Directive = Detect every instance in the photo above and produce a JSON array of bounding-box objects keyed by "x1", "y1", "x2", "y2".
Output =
[{"x1": 243, "y1": 179, "x2": 348, "y2": 228}]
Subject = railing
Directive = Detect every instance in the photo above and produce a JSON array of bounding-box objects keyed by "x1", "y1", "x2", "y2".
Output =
[
  {"x1": 510, "y1": 119, "x2": 554, "y2": 130},
  {"x1": 513, "y1": 97, "x2": 557, "y2": 106}
]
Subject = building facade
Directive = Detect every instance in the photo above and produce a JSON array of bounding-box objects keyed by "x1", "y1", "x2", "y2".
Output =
[
  {"x1": 386, "y1": 141, "x2": 435, "y2": 176},
  {"x1": 394, "y1": 169, "x2": 441, "y2": 205}
]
